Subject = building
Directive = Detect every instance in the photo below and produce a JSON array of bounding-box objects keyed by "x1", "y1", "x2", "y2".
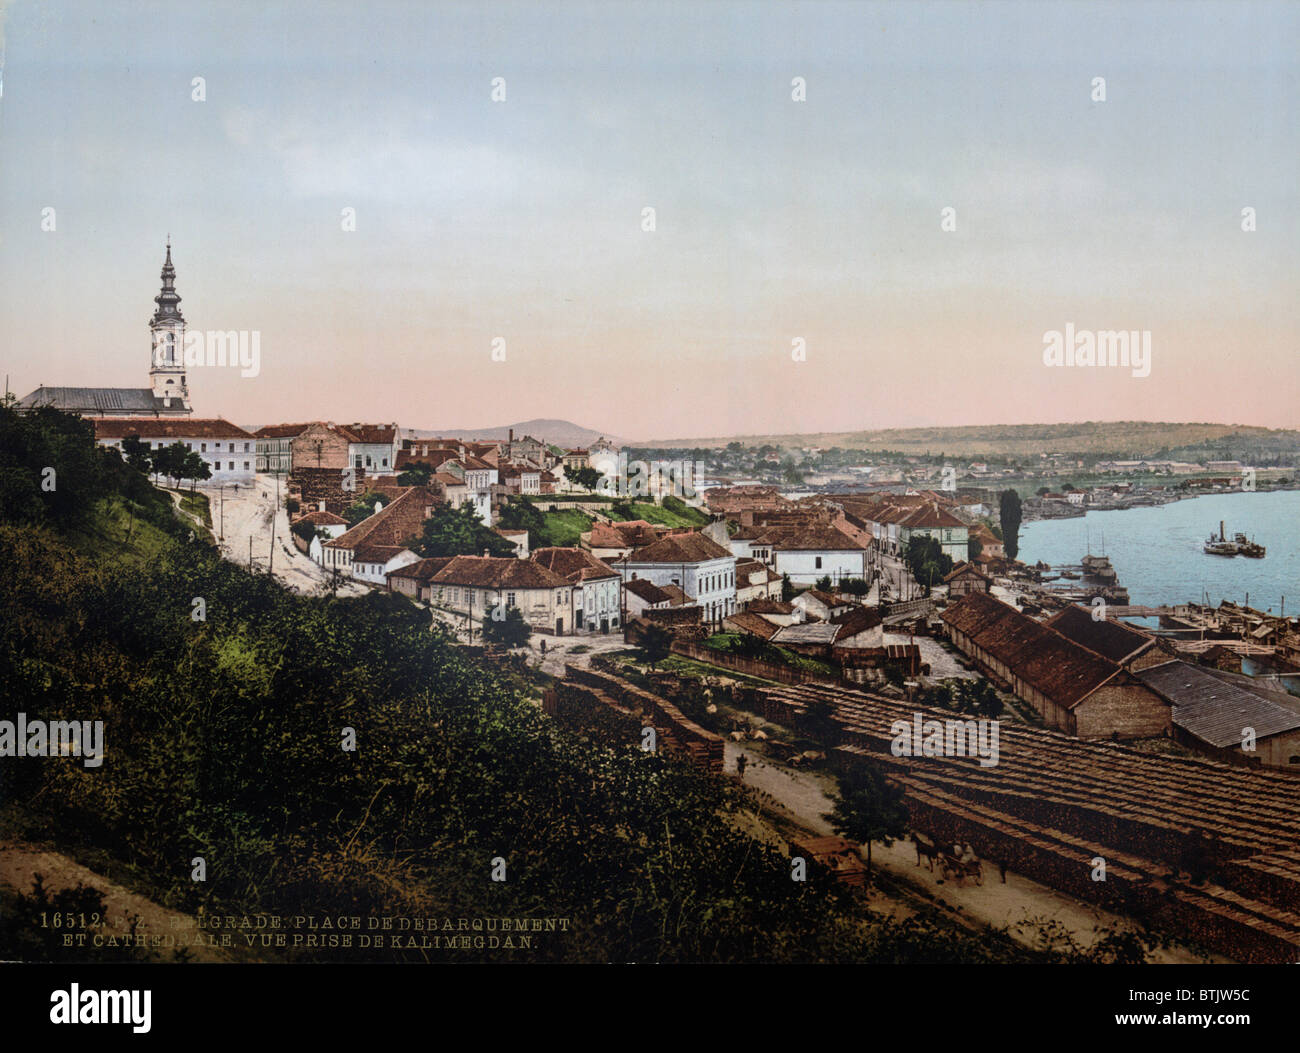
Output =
[
  {"x1": 319, "y1": 486, "x2": 440, "y2": 579},
  {"x1": 618, "y1": 532, "x2": 738, "y2": 623},
  {"x1": 345, "y1": 424, "x2": 400, "y2": 474},
  {"x1": 735, "y1": 558, "x2": 782, "y2": 606},
  {"x1": 623, "y1": 577, "x2": 674, "y2": 618},
  {"x1": 493, "y1": 527, "x2": 530, "y2": 558},
  {"x1": 531, "y1": 547, "x2": 622, "y2": 633},
  {"x1": 92, "y1": 418, "x2": 256, "y2": 485},
  {"x1": 428, "y1": 556, "x2": 573, "y2": 635},
  {"x1": 19, "y1": 242, "x2": 194, "y2": 418},
  {"x1": 944, "y1": 561, "x2": 991, "y2": 597},
  {"x1": 385, "y1": 556, "x2": 454, "y2": 600},
  {"x1": 792, "y1": 588, "x2": 850, "y2": 622},
  {"x1": 1136, "y1": 661, "x2": 1300, "y2": 769},
  {"x1": 768, "y1": 525, "x2": 869, "y2": 586},
  {"x1": 254, "y1": 423, "x2": 310, "y2": 474},
  {"x1": 942, "y1": 592, "x2": 1171, "y2": 740}
]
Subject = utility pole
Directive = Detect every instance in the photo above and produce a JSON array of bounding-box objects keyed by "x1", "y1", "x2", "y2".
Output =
[{"x1": 249, "y1": 536, "x2": 253, "y2": 571}]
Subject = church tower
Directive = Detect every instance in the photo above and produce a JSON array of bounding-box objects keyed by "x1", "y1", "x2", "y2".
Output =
[{"x1": 149, "y1": 240, "x2": 191, "y2": 411}]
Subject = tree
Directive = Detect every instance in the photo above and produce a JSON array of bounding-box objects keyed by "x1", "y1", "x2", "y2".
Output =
[
  {"x1": 496, "y1": 499, "x2": 546, "y2": 547},
  {"x1": 999, "y1": 489, "x2": 1022, "y2": 561},
  {"x1": 639, "y1": 623, "x2": 673, "y2": 669},
  {"x1": 152, "y1": 442, "x2": 189, "y2": 487},
  {"x1": 780, "y1": 573, "x2": 794, "y2": 602},
  {"x1": 344, "y1": 490, "x2": 386, "y2": 527},
  {"x1": 903, "y1": 536, "x2": 953, "y2": 595},
  {"x1": 825, "y1": 762, "x2": 909, "y2": 868},
  {"x1": 967, "y1": 536, "x2": 983, "y2": 562},
  {"x1": 815, "y1": 575, "x2": 833, "y2": 592},
  {"x1": 180, "y1": 450, "x2": 211, "y2": 491},
  {"x1": 563, "y1": 465, "x2": 603, "y2": 491},
  {"x1": 417, "y1": 501, "x2": 516, "y2": 558},
  {"x1": 397, "y1": 461, "x2": 434, "y2": 486},
  {"x1": 482, "y1": 605, "x2": 531, "y2": 649},
  {"x1": 120, "y1": 435, "x2": 153, "y2": 474}
]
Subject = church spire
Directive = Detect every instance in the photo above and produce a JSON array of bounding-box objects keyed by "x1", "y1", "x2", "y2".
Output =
[{"x1": 152, "y1": 238, "x2": 184, "y2": 325}]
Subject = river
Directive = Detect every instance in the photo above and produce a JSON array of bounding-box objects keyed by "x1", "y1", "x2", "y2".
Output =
[{"x1": 1017, "y1": 489, "x2": 1299, "y2": 616}]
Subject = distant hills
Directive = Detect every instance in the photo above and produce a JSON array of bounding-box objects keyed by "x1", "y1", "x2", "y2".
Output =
[
  {"x1": 408, "y1": 418, "x2": 622, "y2": 450},
  {"x1": 635, "y1": 422, "x2": 1300, "y2": 461}
]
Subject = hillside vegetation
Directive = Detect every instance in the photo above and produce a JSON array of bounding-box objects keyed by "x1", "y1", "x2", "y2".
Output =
[{"x1": 0, "y1": 400, "x2": 1037, "y2": 963}]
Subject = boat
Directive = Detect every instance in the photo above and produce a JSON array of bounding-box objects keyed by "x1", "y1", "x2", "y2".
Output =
[
  {"x1": 1232, "y1": 532, "x2": 1266, "y2": 558},
  {"x1": 1204, "y1": 521, "x2": 1238, "y2": 556}
]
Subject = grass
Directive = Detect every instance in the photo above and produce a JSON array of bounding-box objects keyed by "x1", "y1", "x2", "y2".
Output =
[
  {"x1": 535, "y1": 509, "x2": 594, "y2": 547},
  {"x1": 179, "y1": 491, "x2": 213, "y2": 529},
  {"x1": 622, "y1": 501, "x2": 710, "y2": 528},
  {"x1": 67, "y1": 496, "x2": 187, "y2": 566}
]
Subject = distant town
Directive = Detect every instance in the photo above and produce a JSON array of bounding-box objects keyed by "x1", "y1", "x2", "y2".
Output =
[{"x1": 11, "y1": 243, "x2": 1300, "y2": 967}]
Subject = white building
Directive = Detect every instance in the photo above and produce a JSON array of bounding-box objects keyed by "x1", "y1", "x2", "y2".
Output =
[
  {"x1": 92, "y1": 418, "x2": 256, "y2": 486},
  {"x1": 344, "y1": 423, "x2": 400, "y2": 474},
  {"x1": 618, "y1": 532, "x2": 737, "y2": 623},
  {"x1": 530, "y1": 547, "x2": 623, "y2": 633}
]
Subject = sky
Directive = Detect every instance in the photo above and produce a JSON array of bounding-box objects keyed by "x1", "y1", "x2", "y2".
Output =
[{"x1": 1, "y1": 0, "x2": 1296, "y2": 441}]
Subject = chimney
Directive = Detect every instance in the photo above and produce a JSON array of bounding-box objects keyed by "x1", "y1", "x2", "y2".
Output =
[
  {"x1": 509, "y1": 428, "x2": 514, "y2": 443},
  {"x1": 482, "y1": 549, "x2": 490, "y2": 558}
]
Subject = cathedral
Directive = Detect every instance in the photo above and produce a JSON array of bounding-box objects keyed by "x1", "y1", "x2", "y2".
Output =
[{"x1": 18, "y1": 242, "x2": 193, "y2": 418}]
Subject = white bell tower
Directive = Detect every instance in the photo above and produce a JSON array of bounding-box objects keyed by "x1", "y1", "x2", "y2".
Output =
[{"x1": 149, "y1": 239, "x2": 191, "y2": 410}]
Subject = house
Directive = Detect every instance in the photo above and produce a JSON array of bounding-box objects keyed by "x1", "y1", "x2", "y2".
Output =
[
  {"x1": 1136, "y1": 661, "x2": 1300, "y2": 769},
  {"x1": 350, "y1": 544, "x2": 422, "y2": 585},
  {"x1": 428, "y1": 556, "x2": 574, "y2": 635},
  {"x1": 385, "y1": 556, "x2": 454, "y2": 600},
  {"x1": 344, "y1": 423, "x2": 400, "y2": 474},
  {"x1": 254, "y1": 423, "x2": 310, "y2": 474},
  {"x1": 896, "y1": 502, "x2": 969, "y2": 563},
  {"x1": 297, "y1": 508, "x2": 350, "y2": 538},
  {"x1": 499, "y1": 464, "x2": 542, "y2": 496},
  {"x1": 92, "y1": 418, "x2": 256, "y2": 485},
  {"x1": 1043, "y1": 605, "x2": 1157, "y2": 668},
  {"x1": 944, "y1": 561, "x2": 991, "y2": 598},
  {"x1": 531, "y1": 547, "x2": 623, "y2": 633},
  {"x1": 745, "y1": 598, "x2": 801, "y2": 627},
  {"x1": 722, "y1": 611, "x2": 780, "y2": 641},
  {"x1": 618, "y1": 532, "x2": 738, "y2": 623},
  {"x1": 792, "y1": 589, "x2": 850, "y2": 622},
  {"x1": 769, "y1": 525, "x2": 869, "y2": 586},
  {"x1": 941, "y1": 592, "x2": 1171, "y2": 740},
  {"x1": 493, "y1": 527, "x2": 530, "y2": 558},
  {"x1": 735, "y1": 557, "x2": 782, "y2": 606},
  {"x1": 320, "y1": 486, "x2": 440, "y2": 579},
  {"x1": 582, "y1": 520, "x2": 662, "y2": 560},
  {"x1": 291, "y1": 422, "x2": 353, "y2": 471},
  {"x1": 828, "y1": 605, "x2": 884, "y2": 648},
  {"x1": 968, "y1": 523, "x2": 1004, "y2": 561},
  {"x1": 623, "y1": 577, "x2": 674, "y2": 618}
]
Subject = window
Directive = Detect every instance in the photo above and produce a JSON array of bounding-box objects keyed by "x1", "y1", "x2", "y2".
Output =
[
  {"x1": 228, "y1": 462, "x2": 234, "y2": 470},
  {"x1": 244, "y1": 443, "x2": 250, "y2": 452},
  {"x1": 200, "y1": 443, "x2": 207, "y2": 452},
  {"x1": 507, "y1": 592, "x2": 516, "y2": 606},
  {"x1": 815, "y1": 557, "x2": 822, "y2": 569},
  {"x1": 228, "y1": 443, "x2": 235, "y2": 452},
  {"x1": 243, "y1": 462, "x2": 250, "y2": 470}
]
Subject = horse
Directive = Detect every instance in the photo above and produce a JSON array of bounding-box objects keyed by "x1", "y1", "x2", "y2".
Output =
[{"x1": 913, "y1": 832, "x2": 940, "y2": 872}]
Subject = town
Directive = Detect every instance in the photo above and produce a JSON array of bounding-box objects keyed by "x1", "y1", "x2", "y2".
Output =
[{"x1": 13, "y1": 244, "x2": 1300, "y2": 966}]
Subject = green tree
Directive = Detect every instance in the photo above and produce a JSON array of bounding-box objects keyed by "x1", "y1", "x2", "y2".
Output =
[
  {"x1": 482, "y1": 605, "x2": 531, "y2": 648},
  {"x1": 397, "y1": 461, "x2": 434, "y2": 486},
  {"x1": 417, "y1": 501, "x2": 516, "y2": 558},
  {"x1": 967, "y1": 536, "x2": 983, "y2": 562},
  {"x1": 639, "y1": 623, "x2": 673, "y2": 669},
  {"x1": 152, "y1": 441, "x2": 189, "y2": 487},
  {"x1": 999, "y1": 489, "x2": 1022, "y2": 560},
  {"x1": 825, "y1": 762, "x2": 909, "y2": 868},
  {"x1": 780, "y1": 573, "x2": 795, "y2": 602},
  {"x1": 343, "y1": 490, "x2": 386, "y2": 527},
  {"x1": 180, "y1": 450, "x2": 211, "y2": 491},
  {"x1": 120, "y1": 435, "x2": 153, "y2": 474}
]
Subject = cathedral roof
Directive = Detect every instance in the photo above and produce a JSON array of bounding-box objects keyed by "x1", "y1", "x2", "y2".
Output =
[{"x1": 17, "y1": 386, "x2": 185, "y2": 415}]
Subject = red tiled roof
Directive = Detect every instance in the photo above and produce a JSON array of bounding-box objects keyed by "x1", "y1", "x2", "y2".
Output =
[
  {"x1": 941, "y1": 593, "x2": 1125, "y2": 709},
  {"x1": 430, "y1": 555, "x2": 569, "y2": 590},
  {"x1": 623, "y1": 578, "x2": 672, "y2": 604},
  {"x1": 531, "y1": 546, "x2": 620, "y2": 583},
  {"x1": 323, "y1": 487, "x2": 439, "y2": 552},
  {"x1": 628, "y1": 531, "x2": 731, "y2": 564},
  {"x1": 253, "y1": 422, "x2": 312, "y2": 438},
  {"x1": 345, "y1": 423, "x2": 397, "y2": 445},
  {"x1": 387, "y1": 556, "x2": 454, "y2": 581},
  {"x1": 92, "y1": 418, "x2": 253, "y2": 440},
  {"x1": 299, "y1": 509, "x2": 349, "y2": 526}
]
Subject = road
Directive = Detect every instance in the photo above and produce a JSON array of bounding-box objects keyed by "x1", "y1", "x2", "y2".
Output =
[
  {"x1": 205, "y1": 475, "x2": 366, "y2": 596},
  {"x1": 723, "y1": 737, "x2": 1217, "y2": 963}
]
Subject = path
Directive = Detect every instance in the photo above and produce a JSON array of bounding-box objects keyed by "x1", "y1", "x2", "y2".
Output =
[{"x1": 722, "y1": 741, "x2": 1220, "y2": 963}]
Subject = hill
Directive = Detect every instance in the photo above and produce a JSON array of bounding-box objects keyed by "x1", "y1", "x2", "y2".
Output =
[
  {"x1": 409, "y1": 418, "x2": 622, "y2": 449},
  {"x1": 638, "y1": 421, "x2": 1300, "y2": 462}
]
